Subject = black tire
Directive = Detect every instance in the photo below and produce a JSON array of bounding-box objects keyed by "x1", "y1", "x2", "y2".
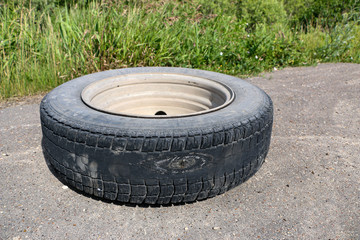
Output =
[{"x1": 40, "y1": 67, "x2": 273, "y2": 205}]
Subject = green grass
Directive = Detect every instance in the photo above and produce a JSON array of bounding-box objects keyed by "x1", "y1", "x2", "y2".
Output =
[{"x1": 1, "y1": 0, "x2": 359, "y2": 99}]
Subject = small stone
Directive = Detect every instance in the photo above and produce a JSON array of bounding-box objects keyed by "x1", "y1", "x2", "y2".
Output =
[
  {"x1": 2, "y1": 153, "x2": 9, "y2": 156},
  {"x1": 62, "y1": 186, "x2": 69, "y2": 190},
  {"x1": 213, "y1": 227, "x2": 220, "y2": 230},
  {"x1": 184, "y1": 227, "x2": 188, "y2": 231}
]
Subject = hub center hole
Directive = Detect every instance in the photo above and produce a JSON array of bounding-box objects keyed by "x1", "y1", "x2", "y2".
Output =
[{"x1": 155, "y1": 111, "x2": 167, "y2": 116}]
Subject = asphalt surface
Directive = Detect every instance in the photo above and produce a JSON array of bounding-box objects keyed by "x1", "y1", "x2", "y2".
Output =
[{"x1": 0, "y1": 63, "x2": 359, "y2": 240}]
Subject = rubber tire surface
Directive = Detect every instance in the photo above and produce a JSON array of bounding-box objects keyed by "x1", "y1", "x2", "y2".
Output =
[{"x1": 40, "y1": 67, "x2": 273, "y2": 205}]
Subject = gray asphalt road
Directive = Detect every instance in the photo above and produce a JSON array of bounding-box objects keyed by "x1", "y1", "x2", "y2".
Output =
[{"x1": 1, "y1": 63, "x2": 359, "y2": 240}]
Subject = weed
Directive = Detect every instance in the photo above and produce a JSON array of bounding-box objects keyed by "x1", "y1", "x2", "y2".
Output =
[{"x1": 0, "y1": 0, "x2": 359, "y2": 99}]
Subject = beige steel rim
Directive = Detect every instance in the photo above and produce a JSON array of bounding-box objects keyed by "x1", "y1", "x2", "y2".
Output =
[{"x1": 81, "y1": 73, "x2": 235, "y2": 118}]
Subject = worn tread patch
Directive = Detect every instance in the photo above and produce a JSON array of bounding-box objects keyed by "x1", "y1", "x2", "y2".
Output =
[{"x1": 42, "y1": 127, "x2": 270, "y2": 204}]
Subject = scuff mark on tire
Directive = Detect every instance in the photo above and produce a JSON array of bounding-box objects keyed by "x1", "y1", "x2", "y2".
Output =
[{"x1": 141, "y1": 153, "x2": 214, "y2": 174}]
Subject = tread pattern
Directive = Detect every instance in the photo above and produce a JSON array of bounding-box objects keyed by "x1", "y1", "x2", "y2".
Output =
[
  {"x1": 40, "y1": 96, "x2": 273, "y2": 205},
  {"x1": 43, "y1": 139, "x2": 268, "y2": 204}
]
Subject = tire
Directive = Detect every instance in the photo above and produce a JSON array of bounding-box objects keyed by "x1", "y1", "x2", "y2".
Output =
[{"x1": 40, "y1": 67, "x2": 273, "y2": 205}]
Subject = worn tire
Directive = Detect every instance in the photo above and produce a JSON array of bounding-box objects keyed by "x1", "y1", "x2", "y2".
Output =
[{"x1": 40, "y1": 67, "x2": 273, "y2": 205}]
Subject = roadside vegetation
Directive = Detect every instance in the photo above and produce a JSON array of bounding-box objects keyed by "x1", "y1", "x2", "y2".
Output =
[{"x1": 1, "y1": 0, "x2": 359, "y2": 99}]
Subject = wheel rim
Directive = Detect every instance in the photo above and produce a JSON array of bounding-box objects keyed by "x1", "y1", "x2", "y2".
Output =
[{"x1": 81, "y1": 73, "x2": 235, "y2": 118}]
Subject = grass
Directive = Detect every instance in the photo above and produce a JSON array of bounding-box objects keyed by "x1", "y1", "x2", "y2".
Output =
[{"x1": 0, "y1": 0, "x2": 359, "y2": 99}]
